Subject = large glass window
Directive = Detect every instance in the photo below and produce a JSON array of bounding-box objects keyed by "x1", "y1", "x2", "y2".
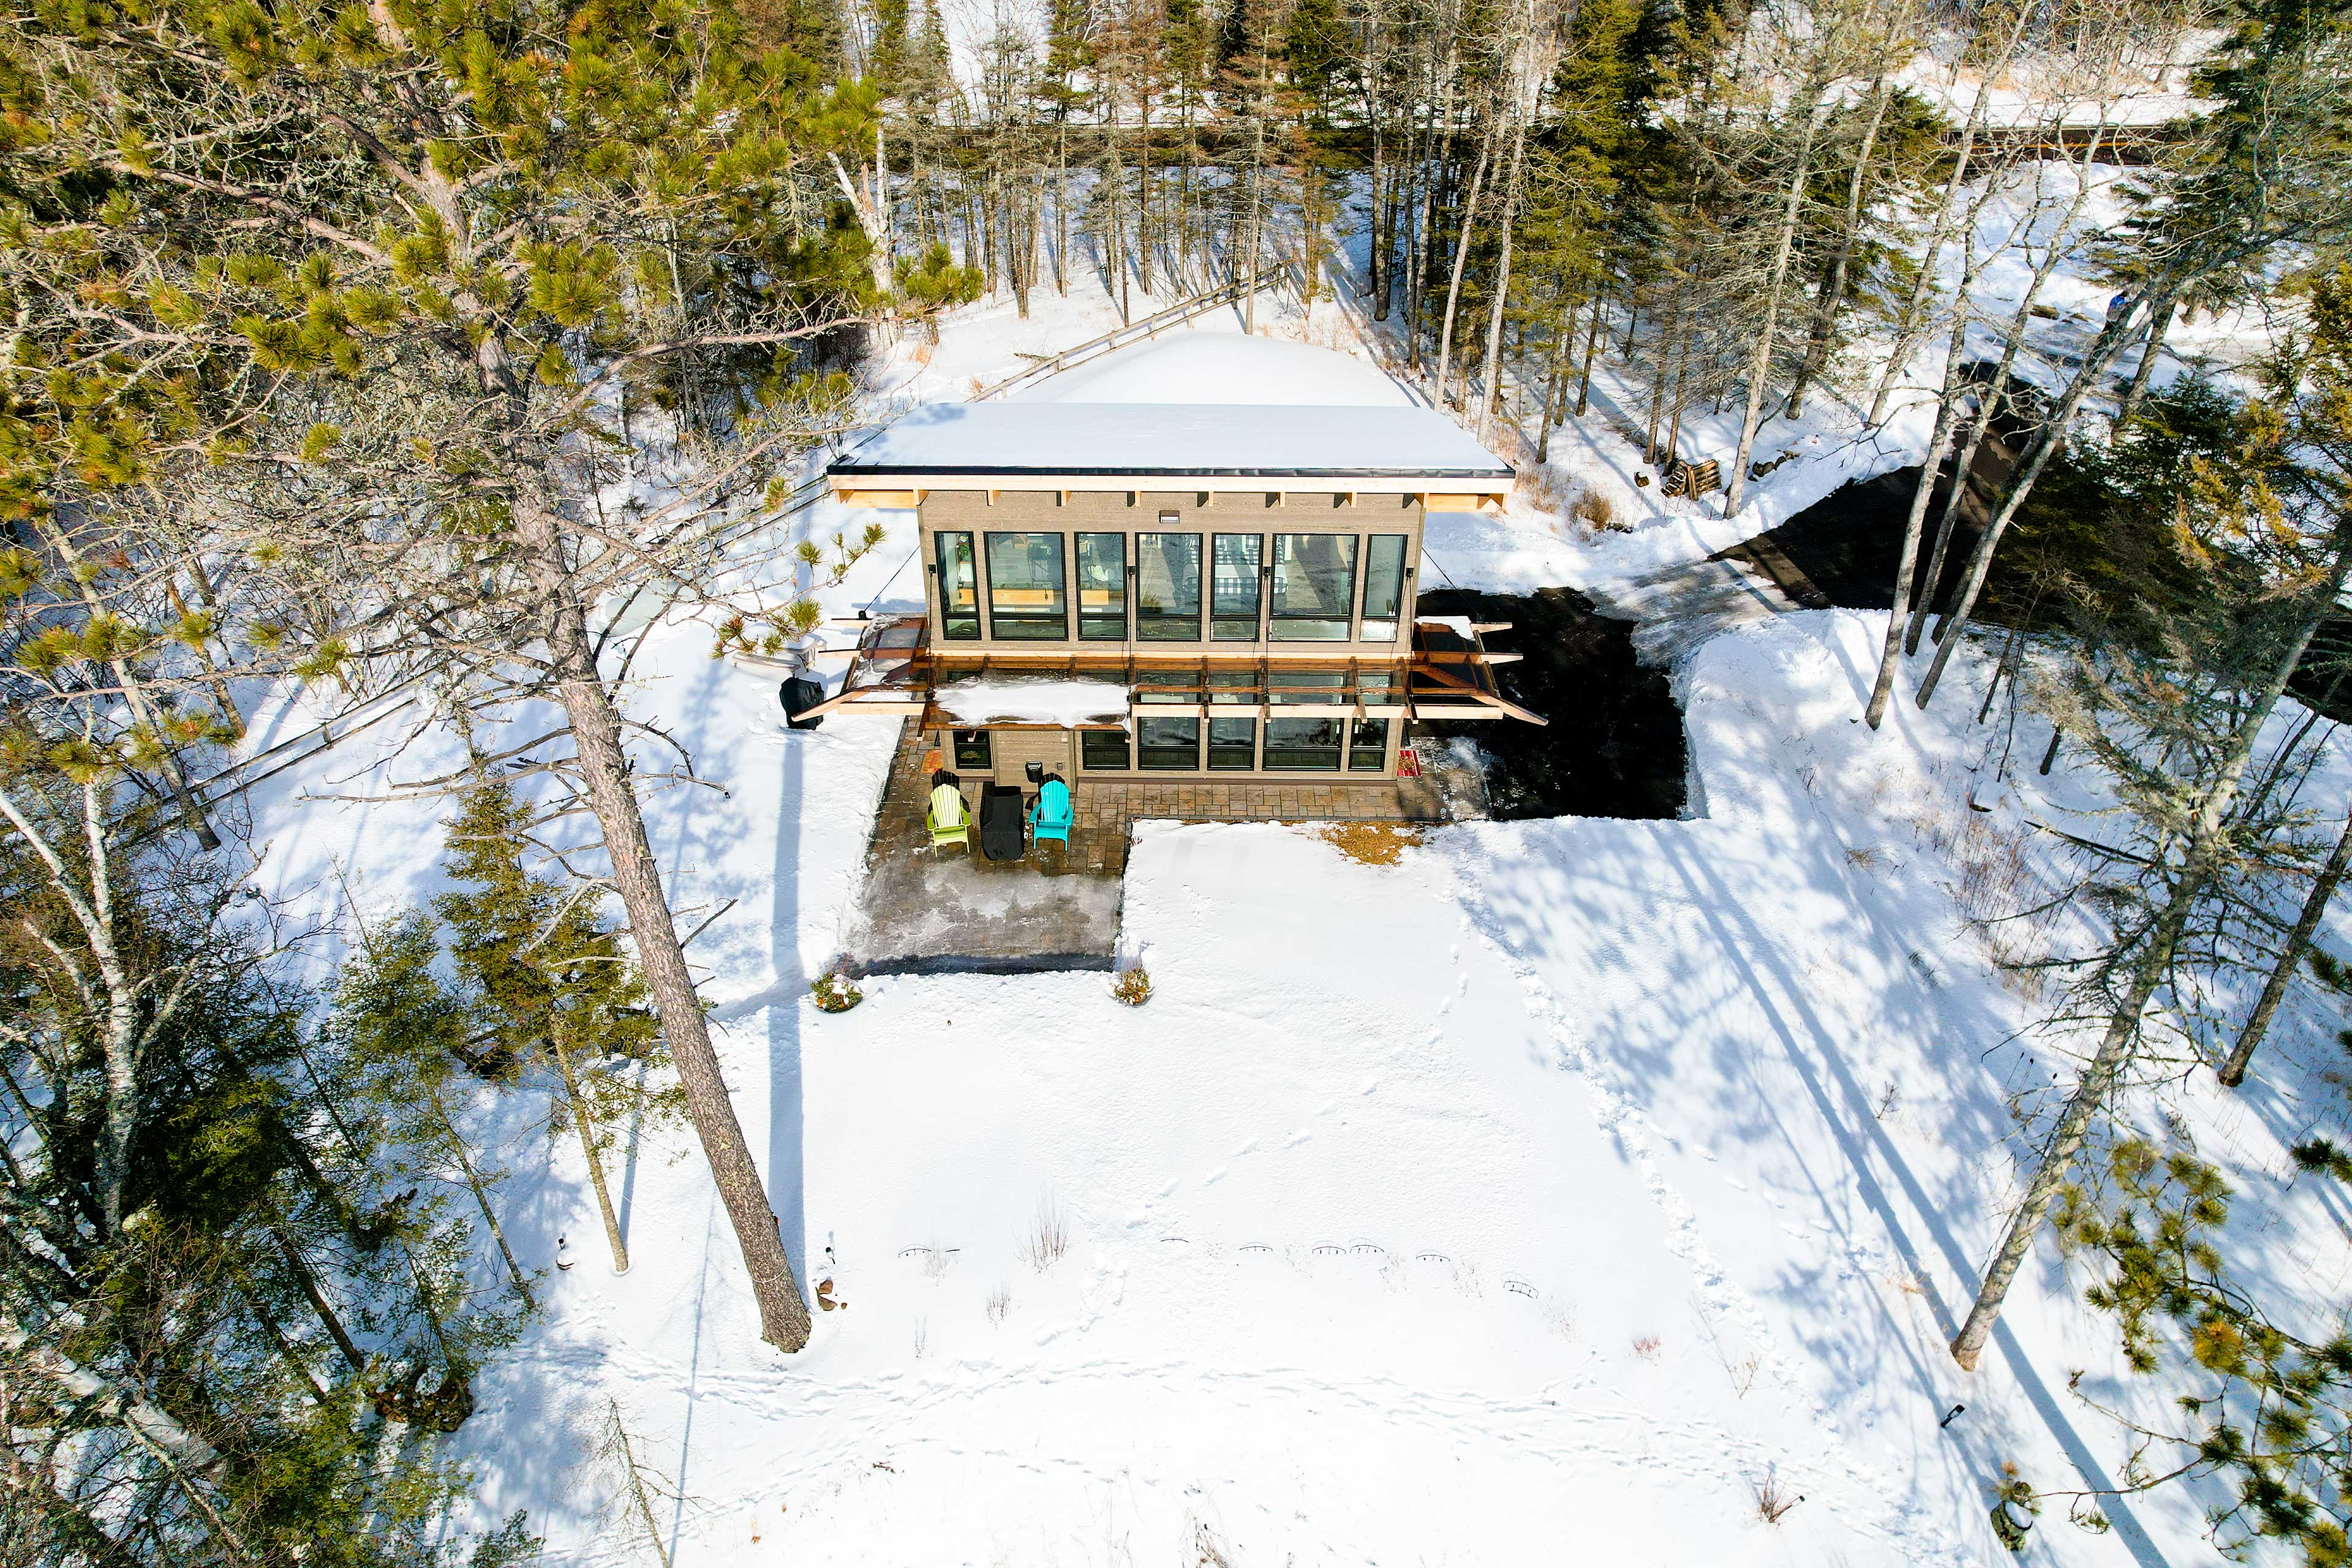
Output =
[
  {"x1": 1208, "y1": 717, "x2": 1256, "y2": 769},
  {"x1": 1211, "y1": 533, "x2": 1263, "y2": 641},
  {"x1": 1207, "y1": 669, "x2": 1259, "y2": 704},
  {"x1": 952, "y1": 728, "x2": 992, "y2": 769},
  {"x1": 1270, "y1": 533, "x2": 1357, "y2": 641},
  {"x1": 985, "y1": 532, "x2": 1066, "y2": 640},
  {"x1": 935, "y1": 531, "x2": 979, "y2": 640},
  {"x1": 1348, "y1": 717, "x2": 1391, "y2": 772},
  {"x1": 1264, "y1": 716, "x2": 1343, "y2": 771},
  {"x1": 1082, "y1": 729, "x2": 1129, "y2": 771},
  {"x1": 1136, "y1": 530, "x2": 1201, "y2": 641},
  {"x1": 1360, "y1": 535, "x2": 1408, "y2": 643},
  {"x1": 1137, "y1": 716, "x2": 1199, "y2": 769},
  {"x1": 1077, "y1": 532, "x2": 1126, "y2": 640},
  {"x1": 1268, "y1": 668, "x2": 1346, "y2": 704}
]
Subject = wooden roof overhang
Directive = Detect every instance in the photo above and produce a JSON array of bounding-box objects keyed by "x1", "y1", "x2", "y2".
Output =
[{"x1": 791, "y1": 616, "x2": 1545, "y2": 726}]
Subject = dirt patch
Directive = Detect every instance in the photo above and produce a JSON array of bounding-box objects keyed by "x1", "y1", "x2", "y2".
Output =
[{"x1": 1319, "y1": 822, "x2": 1424, "y2": 865}]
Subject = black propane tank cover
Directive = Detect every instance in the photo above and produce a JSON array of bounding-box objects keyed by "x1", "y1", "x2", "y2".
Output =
[{"x1": 780, "y1": 676, "x2": 826, "y2": 731}]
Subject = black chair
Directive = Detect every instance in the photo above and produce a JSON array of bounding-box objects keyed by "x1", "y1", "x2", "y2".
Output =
[
  {"x1": 780, "y1": 676, "x2": 825, "y2": 730},
  {"x1": 978, "y1": 785, "x2": 1028, "y2": 862}
]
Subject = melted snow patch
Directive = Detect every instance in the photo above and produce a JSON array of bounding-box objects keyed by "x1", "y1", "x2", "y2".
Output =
[{"x1": 934, "y1": 676, "x2": 1131, "y2": 728}]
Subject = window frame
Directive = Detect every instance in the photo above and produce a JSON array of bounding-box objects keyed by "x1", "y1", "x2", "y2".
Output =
[
  {"x1": 1081, "y1": 728, "x2": 1131, "y2": 771},
  {"x1": 1263, "y1": 714, "x2": 1344, "y2": 771},
  {"x1": 1076, "y1": 531, "x2": 1128, "y2": 642},
  {"x1": 1360, "y1": 534, "x2": 1409, "y2": 643},
  {"x1": 1210, "y1": 532, "x2": 1265, "y2": 642},
  {"x1": 1135, "y1": 526, "x2": 1204, "y2": 643},
  {"x1": 935, "y1": 530, "x2": 981, "y2": 641},
  {"x1": 1268, "y1": 532, "x2": 1359, "y2": 643},
  {"x1": 982, "y1": 530, "x2": 1069, "y2": 642},
  {"x1": 1136, "y1": 714, "x2": 1201, "y2": 770}
]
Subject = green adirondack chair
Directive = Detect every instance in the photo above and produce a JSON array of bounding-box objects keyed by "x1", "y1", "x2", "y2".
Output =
[{"x1": 927, "y1": 782, "x2": 970, "y2": 851}]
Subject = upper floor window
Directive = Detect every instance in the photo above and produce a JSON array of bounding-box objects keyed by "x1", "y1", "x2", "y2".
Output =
[
  {"x1": 986, "y1": 532, "x2": 1067, "y2": 640},
  {"x1": 1077, "y1": 532, "x2": 1127, "y2": 640},
  {"x1": 1211, "y1": 533, "x2": 1263, "y2": 641},
  {"x1": 1137, "y1": 529, "x2": 1202, "y2": 641},
  {"x1": 1361, "y1": 535, "x2": 1409, "y2": 643},
  {"x1": 936, "y1": 531, "x2": 979, "y2": 640},
  {"x1": 1270, "y1": 533, "x2": 1357, "y2": 641}
]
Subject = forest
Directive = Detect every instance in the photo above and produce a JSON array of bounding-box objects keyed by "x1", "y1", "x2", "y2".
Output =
[{"x1": 4, "y1": 0, "x2": 2352, "y2": 1559}]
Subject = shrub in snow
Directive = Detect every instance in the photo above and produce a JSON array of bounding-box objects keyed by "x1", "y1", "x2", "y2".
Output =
[
  {"x1": 810, "y1": 971, "x2": 862, "y2": 1013},
  {"x1": 1111, "y1": 966, "x2": 1152, "y2": 1007},
  {"x1": 1570, "y1": 488, "x2": 1620, "y2": 531}
]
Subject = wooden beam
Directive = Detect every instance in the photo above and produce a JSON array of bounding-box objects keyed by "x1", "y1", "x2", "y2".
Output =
[{"x1": 1414, "y1": 661, "x2": 1548, "y2": 725}]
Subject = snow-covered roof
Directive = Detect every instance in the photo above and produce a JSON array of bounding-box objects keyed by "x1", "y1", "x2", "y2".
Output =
[
  {"x1": 832, "y1": 337, "x2": 1512, "y2": 492},
  {"x1": 831, "y1": 402, "x2": 1512, "y2": 486},
  {"x1": 1015, "y1": 334, "x2": 1419, "y2": 407}
]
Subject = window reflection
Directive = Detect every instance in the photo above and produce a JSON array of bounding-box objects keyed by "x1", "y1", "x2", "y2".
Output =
[{"x1": 1270, "y1": 533, "x2": 1357, "y2": 641}]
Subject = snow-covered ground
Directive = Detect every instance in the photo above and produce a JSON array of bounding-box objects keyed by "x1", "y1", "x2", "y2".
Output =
[{"x1": 230, "y1": 198, "x2": 2350, "y2": 1567}]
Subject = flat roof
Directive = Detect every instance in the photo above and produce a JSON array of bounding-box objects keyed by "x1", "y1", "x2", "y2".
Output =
[{"x1": 827, "y1": 402, "x2": 1515, "y2": 484}]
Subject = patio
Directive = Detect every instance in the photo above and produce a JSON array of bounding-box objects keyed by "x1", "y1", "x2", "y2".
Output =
[{"x1": 841, "y1": 720, "x2": 1449, "y2": 974}]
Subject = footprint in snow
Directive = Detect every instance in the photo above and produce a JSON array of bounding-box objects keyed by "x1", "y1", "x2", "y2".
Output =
[
  {"x1": 1204, "y1": 1167, "x2": 1227, "y2": 1185},
  {"x1": 1360, "y1": 1077, "x2": 1379, "y2": 1095},
  {"x1": 1232, "y1": 1139, "x2": 1259, "y2": 1156},
  {"x1": 1285, "y1": 1129, "x2": 1312, "y2": 1148},
  {"x1": 1156, "y1": 1178, "x2": 1179, "y2": 1198}
]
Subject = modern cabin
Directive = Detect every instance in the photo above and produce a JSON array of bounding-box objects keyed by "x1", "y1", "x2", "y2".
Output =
[{"x1": 805, "y1": 340, "x2": 1543, "y2": 813}]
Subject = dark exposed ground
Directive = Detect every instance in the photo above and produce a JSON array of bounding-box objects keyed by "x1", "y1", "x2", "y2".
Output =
[
  {"x1": 1721, "y1": 466, "x2": 1980, "y2": 614},
  {"x1": 1414, "y1": 587, "x2": 1689, "y2": 821}
]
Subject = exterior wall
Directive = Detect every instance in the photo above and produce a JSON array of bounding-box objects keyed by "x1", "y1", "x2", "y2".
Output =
[
  {"x1": 924, "y1": 715, "x2": 1403, "y2": 796},
  {"x1": 918, "y1": 488, "x2": 1424, "y2": 660}
]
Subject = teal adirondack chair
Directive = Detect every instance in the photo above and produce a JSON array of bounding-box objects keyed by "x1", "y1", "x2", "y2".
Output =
[
  {"x1": 1028, "y1": 777, "x2": 1073, "y2": 845},
  {"x1": 927, "y1": 783, "x2": 970, "y2": 851}
]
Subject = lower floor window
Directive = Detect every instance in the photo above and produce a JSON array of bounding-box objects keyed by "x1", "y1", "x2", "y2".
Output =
[
  {"x1": 952, "y1": 728, "x2": 992, "y2": 769},
  {"x1": 1137, "y1": 717, "x2": 1200, "y2": 769},
  {"x1": 1348, "y1": 718, "x2": 1390, "y2": 772},
  {"x1": 1264, "y1": 717, "x2": 1342, "y2": 771},
  {"x1": 1082, "y1": 729, "x2": 1130, "y2": 770},
  {"x1": 1207, "y1": 717, "x2": 1256, "y2": 770}
]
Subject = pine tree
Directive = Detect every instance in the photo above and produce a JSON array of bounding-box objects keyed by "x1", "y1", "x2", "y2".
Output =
[
  {"x1": 2, "y1": 0, "x2": 841, "y2": 1351},
  {"x1": 435, "y1": 782, "x2": 674, "y2": 1275},
  {"x1": 0, "y1": 764, "x2": 529, "y2": 1563}
]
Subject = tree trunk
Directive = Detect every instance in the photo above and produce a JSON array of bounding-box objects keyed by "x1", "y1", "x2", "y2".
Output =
[
  {"x1": 1722, "y1": 94, "x2": 1826, "y2": 519},
  {"x1": 1435, "y1": 118, "x2": 1494, "y2": 408},
  {"x1": 1575, "y1": 285, "x2": 1605, "y2": 417},
  {"x1": 1864, "y1": 1, "x2": 2034, "y2": 426},
  {"x1": 2218, "y1": 803, "x2": 2352, "y2": 1087},
  {"x1": 1474, "y1": 110, "x2": 1531, "y2": 442},
  {"x1": 1909, "y1": 124, "x2": 2112, "y2": 655},
  {"x1": 1244, "y1": 116, "x2": 1264, "y2": 333},
  {"x1": 510, "y1": 500, "x2": 812, "y2": 1352},
  {"x1": 549, "y1": 1025, "x2": 628, "y2": 1274},
  {"x1": 1866, "y1": 320, "x2": 1975, "y2": 728},
  {"x1": 428, "y1": 1084, "x2": 533, "y2": 1306},
  {"x1": 1785, "y1": 75, "x2": 1891, "y2": 421},
  {"x1": 2114, "y1": 296, "x2": 2178, "y2": 431},
  {"x1": 1915, "y1": 286, "x2": 2177, "y2": 706},
  {"x1": 1952, "y1": 567, "x2": 2343, "y2": 1367}
]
